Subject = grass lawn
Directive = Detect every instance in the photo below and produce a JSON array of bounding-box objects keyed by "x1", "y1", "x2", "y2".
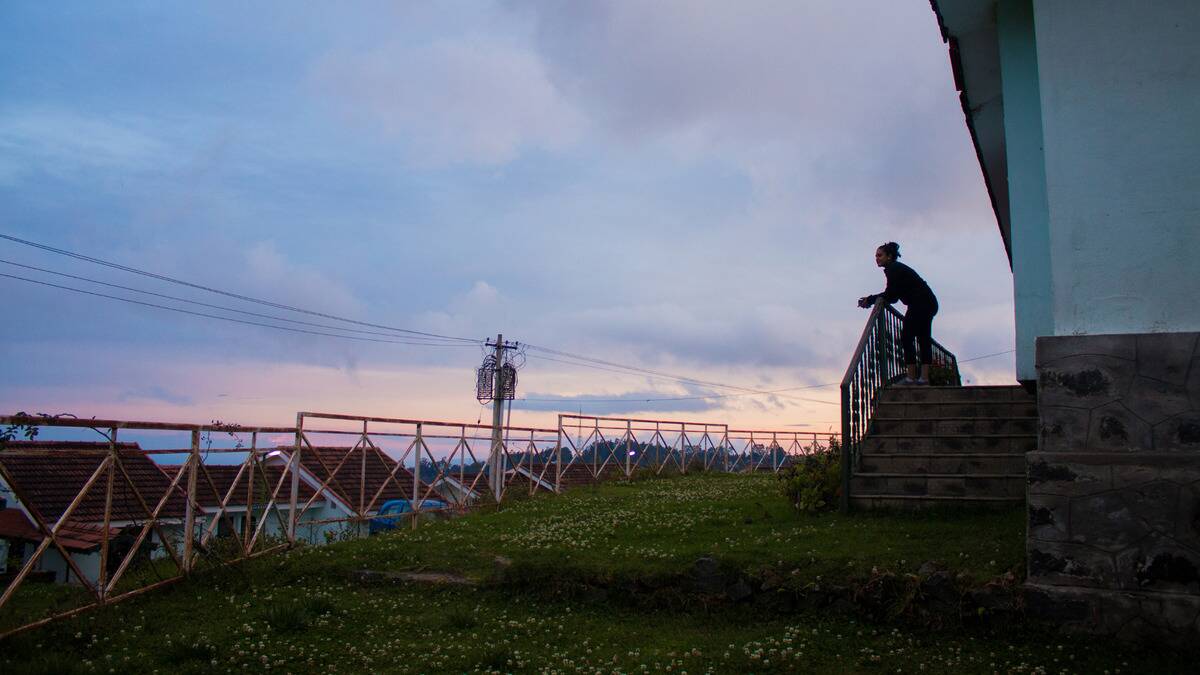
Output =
[
  {"x1": 0, "y1": 473, "x2": 1188, "y2": 673},
  {"x1": 322, "y1": 472, "x2": 1028, "y2": 585}
]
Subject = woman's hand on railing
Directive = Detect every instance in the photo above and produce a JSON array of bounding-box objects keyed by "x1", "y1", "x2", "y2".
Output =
[{"x1": 856, "y1": 296, "x2": 873, "y2": 309}]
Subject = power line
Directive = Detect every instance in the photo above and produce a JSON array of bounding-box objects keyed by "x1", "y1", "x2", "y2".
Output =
[
  {"x1": 527, "y1": 343, "x2": 834, "y2": 400},
  {"x1": 521, "y1": 348, "x2": 1017, "y2": 405},
  {"x1": 526, "y1": 353, "x2": 839, "y2": 405},
  {"x1": 2, "y1": 232, "x2": 1017, "y2": 405},
  {"x1": 526, "y1": 343, "x2": 778, "y2": 394},
  {"x1": 958, "y1": 349, "x2": 1015, "y2": 363},
  {"x1": 519, "y1": 392, "x2": 836, "y2": 405},
  {"x1": 0, "y1": 258, "x2": 465, "y2": 345},
  {"x1": 0, "y1": 233, "x2": 481, "y2": 344},
  {"x1": 0, "y1": 272, "x2": 478, "y2": 348},
  {"x1": 2, "y1": 235, "x2": 816, "y2": 394}
]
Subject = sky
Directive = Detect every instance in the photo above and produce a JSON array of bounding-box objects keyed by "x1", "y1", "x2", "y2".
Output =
[{"x1": 0, "y1": 1, "x2": 1017, "y2": 436}]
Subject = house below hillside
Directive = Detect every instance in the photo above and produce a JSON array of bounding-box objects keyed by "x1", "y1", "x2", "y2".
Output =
[
  {"x1": 270, "y1": 445, "x2": 450, "y2": 536},
  {"x1": 0, "y1": 441, "x2": 188, "y2": 585},
  {"x1": 157, "y1": 460, "x2": 341, "y2": 546}
]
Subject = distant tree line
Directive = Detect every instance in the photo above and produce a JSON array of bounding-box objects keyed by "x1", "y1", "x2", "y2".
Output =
[{"x1": 411, "y1": 440, "x2": 809, "y2": 481}]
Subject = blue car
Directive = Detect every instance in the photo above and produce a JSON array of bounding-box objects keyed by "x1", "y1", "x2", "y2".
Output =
[{"x1": 369, "y1": 499, "x2": 448, "y2": 533}]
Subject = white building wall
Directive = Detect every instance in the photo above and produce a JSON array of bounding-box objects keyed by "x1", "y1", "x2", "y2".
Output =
[
  {"x1": 1033, "y1": 0, "x2": 1200, "y2": 335},
  {"x1": 38, "y1": 548, "x2": 101, "y2": 585}
]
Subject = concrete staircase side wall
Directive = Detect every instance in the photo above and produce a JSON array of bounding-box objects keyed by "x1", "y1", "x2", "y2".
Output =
[{"x1": 1029, "y1": 331, "x2": 1200, "y2": 646}]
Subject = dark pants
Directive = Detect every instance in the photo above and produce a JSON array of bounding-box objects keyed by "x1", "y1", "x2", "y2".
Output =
[{"x1": 902, "y1": 300, "x2": 938, "y2": 365}]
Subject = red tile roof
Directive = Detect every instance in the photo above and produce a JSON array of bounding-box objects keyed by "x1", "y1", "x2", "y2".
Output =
[
  {"x1": 0, "y1": 441, "x2": 188, "y2": 523},
  {"x1": 0, "y1": 507, "x2": 119, "y2": 551},
  {"x1": 279, "y1": 446, "x2": 445, "y2": 510},
  {"x1": 159, "y1": 463, "x2": 320, "y2": 509}
]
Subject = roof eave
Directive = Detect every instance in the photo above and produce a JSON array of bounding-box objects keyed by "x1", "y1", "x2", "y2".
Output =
[{"x1": 929, "y1": 0, "x2": 1013, "y2": 265}]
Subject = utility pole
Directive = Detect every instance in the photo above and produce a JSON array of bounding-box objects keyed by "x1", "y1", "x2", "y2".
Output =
[{"x1": 488, "y1": 333, "x2": 506, "y2": 503}]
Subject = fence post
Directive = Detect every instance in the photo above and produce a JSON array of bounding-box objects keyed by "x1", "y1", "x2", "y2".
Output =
[
  {"x1": 413, "y1": 423, "x2": 422, "y2": 530},
  {"x1": 244, "y1": 432, "x2": 257, "y2": 554},
  {"x1": 359, "y1": 421, "x2": 368, "y2": 523},
  {"x1": 98, "y1": 428, "x2": 116, "y2": 596},
  {"x1": 625, "y1": 420, "x2": 632, "y2": 478},
  {"x1": 555, "y1": 416, "x2": 562, "y2": 494},
  {"x1": 679, "y1": 426, "x2": 687, "y2": 475},
  {"x1": 289, "y1": 414, "x2": 302, "y2": 545},
  {"x1": 183, "y1": 429, "x2": 199, "y2": 573},
  {"x1": 723, "y1": 431, "x2": 729, "y2": 473}
]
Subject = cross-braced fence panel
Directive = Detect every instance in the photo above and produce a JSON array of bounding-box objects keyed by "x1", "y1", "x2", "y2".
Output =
[
  {"x1": 556, "y1": 415, "x2": 730, "y2": 483},
  {"x1": 0, "y1": 416, "x2": 297, "y2": 639},
  {"x1": 0, "y1": 412, "x2": 837, "y2": 639}
]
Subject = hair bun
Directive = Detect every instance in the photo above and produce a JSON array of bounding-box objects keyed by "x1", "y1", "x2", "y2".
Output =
[{"x1": 881, "y1": 241, "x2": 901, "y2": 259}]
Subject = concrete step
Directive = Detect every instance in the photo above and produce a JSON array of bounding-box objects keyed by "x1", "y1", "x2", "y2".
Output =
[
  {"x1": 869, "y1": 417, "x2": 1038, "y2": 436},
  {"x1": 878, "y1": 385, "x2": 1034, "y2": 404},
  {"x1": 849, "y1": 494, "x2": 1023, "y2": 510},
  {"x1": 875, "y1": 400, "x2": 1038, "y2": 419},
  {"x1": 857, "y1": 453, "x2": 1025, "y2": 474},
  {"x1": 850, "y1": 472, "x2": 1026, "y2": 499},
  {"x1": 848, "y1": 384, "x2": 1036, "y2": 510},
  {"x1": 861, "y1": 435, "x2": 1037, "y2": 454}
]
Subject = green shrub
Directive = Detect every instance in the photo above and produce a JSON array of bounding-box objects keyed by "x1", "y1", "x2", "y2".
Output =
[
  {"x1": 261, "y1": 603, "x2": 313, "y2": 633},
  {"x1": 928, "y1": 363, "x2": 959, "y2": 386},
  {"x1": 303, "y1": 595, "x2": 337, "y2": 618},
  {"x1": 778, "y1": 438, "x2": 841, "y2": 513},
  {"x1": 441, "y1": 608, "x2": 477, "y2": 630}
]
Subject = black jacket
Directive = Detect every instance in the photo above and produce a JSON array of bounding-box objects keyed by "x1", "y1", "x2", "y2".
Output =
[{"x1": 866, "y1": 261, "x2": 937, "y2": 310}]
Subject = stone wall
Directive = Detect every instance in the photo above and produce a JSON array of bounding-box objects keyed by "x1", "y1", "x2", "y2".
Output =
[{"x1": 1028, "y1": 332, "x2": 1200, "y2": 644}]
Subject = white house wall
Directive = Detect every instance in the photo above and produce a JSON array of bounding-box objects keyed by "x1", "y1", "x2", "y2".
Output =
[
  {"x1": 1033, "y1": 0, "x2": 1200, "y2": 336},
  {"x1": 37, "y1": 547, "x2": 100, "y2": 585}
]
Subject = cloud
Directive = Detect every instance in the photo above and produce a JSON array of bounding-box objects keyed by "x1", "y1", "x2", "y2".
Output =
[
  {"x1": 310, "y1": 34, "x2": 586, "y2": 166},
  {"x1": 0, "y1": 1, "x2": 1019, "y2": 432},
  {"x1": 512, "y1": 0, "x2": 984, "y2": 225},
  {"x1": 117, "y1": 385, "x2": 195, "y2": 407},
  {"x1": 0, "y1": 108, "x2": 170, "y2": 183},
  {"x1": 517, "y1": 386, "x2": 723, "y2": 415},
  {"x1": 544, "y1": 302, "x2": 825, "y2": 368}
]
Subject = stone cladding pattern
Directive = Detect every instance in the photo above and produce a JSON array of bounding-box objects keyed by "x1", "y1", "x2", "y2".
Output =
[{"x1": 1029, "y1": 332, "x2": 1200, "y2": 644}]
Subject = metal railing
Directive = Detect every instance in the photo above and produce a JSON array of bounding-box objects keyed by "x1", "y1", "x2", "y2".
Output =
[
  {"x1": 293, "y1": 412, "x2": 561, "y2": 509},
  {"x1": 555, "y1": 415, "x2": 837, "y2": 481},
  {"x1": 838, "y1": 303, "x2": 960, "y2": 511},
  {"x1": 0, "y1": 410, "x2": 838, "y2": 638},
  {"x1": 0, "y1": 416, "x2": 300, "y2": 639}
]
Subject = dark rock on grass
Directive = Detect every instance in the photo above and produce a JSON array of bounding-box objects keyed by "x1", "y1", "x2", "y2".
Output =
[
  {"x1": 348, "y1": 569, "x2": 475, "y2": 586},
  {"x1": 725, "y1": 579, "x2": 753, "y2": 602},
  {"x1": 691, "y1": 556, "x2": 727, "y2": 594},
  {"x1": 918, "y1": 560, "x2": 947, "y2": 577},
  {"x1": 759, "y1": 568, "x2": 786, "y2": 592},
  {"x1": 691, "y1": 556, "x2": 755, "y2": 602},
  {"x1": 493, "y1": 555, "x2": 513, "y2": 581},
  {"x1": 922, "y1": 570, "x2": 959, "y2": 606},
  {"x1": 965, "y1": 585, "x2": 1020, "y2": 616}
]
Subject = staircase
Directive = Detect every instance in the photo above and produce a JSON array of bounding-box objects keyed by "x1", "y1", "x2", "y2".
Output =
[{"x1": 848, "y1": 385, "x2": 1035, "y2": 509}]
